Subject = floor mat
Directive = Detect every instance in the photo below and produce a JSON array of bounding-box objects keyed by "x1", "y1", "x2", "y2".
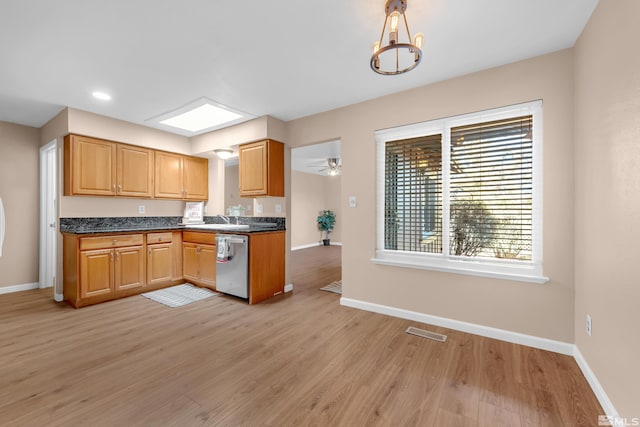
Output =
[
  {"x1": 320, "y1": 280, "x2": 342, "y2": 294},
  {"x1": 141, "y1": 283, "x2": 218, "y2": 307}
]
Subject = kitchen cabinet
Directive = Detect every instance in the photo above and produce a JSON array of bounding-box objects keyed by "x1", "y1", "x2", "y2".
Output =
[
  {"x1": 147, "y1": 232, "x2": 174, "y2": 286},
  {"x1": 65, "y1": 134, "x2": 117, "y2": 196},
  {"x1": 182, "y1": 231, "x2": 216, "y2": 289},
  {"x1": 63, "y1": 231, "x2": 183, "y2": 308},
  {"x1": 64, "y1": 134, "x2": 154, "y2": 198},
  {"x1": 154, "y1": 152, "x2": 209, "y2": 200},
  {"x1": 116, "y1": 144, "x2": 154, "y2": 197},
  {"x1": 248, "y1": 231, "x2": 285, "y2": 304},
  {"x1": 72, "y1": 234, "x2": 145, "y2": 305},
  {"x1": 239, "y1": 139, "x2": 284, "y2": 197}
]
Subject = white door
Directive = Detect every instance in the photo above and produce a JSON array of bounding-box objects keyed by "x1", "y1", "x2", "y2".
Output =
[{"x1": 39, "y1": 140, "x2": 59, "y2": 300}]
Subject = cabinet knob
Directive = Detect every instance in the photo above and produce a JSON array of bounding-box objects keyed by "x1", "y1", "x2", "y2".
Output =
[{"x1": 112, "y1": 184, "x2": 116, "y2": 192}]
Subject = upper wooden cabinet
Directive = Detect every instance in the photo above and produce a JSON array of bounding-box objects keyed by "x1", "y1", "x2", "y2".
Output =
[
  {"x1": 117, "y1": 144, "x2": 154, "y2": 197},
  {"x1": 239, "y1": 139, "x2": 284, "y2": 197},
  {"x1": 154, "y1": 151, "x2": 208, "y2": 200},
  {"x1": 65, "y1": 134, "x2": 152, "y2": 198},
  {"x1": 64, "y1": 134, "x2": 208, "y2": 200},
  {"x1": 65, "y1": 135, "x2": 117, "y2": 196},
  {"x1": 183, "y1": 156, "x2": 209, "y2": 200}
]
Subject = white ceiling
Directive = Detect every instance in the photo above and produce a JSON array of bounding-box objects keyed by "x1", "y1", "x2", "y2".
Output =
[{"x1": 0, "y1": 0, "x2": 598, "y2": 133}]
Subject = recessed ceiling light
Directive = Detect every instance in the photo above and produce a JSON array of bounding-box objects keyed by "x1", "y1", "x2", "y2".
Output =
[
  {"x1": 92, "y1": 91, "x2": 111, "y2": 101},
  {"x1": 160, "y1": 103, "x2": 242, "y2": 133}
]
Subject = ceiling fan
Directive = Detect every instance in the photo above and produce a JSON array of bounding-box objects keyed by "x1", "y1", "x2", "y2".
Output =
[{"x1": 309, "y1": 157, "x2": 341, "y2": 176}]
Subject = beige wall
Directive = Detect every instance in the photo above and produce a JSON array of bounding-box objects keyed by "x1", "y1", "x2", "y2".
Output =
[
  {"x1": 574, "y1": 0, "x2": 640, "y2": 417},
  {"x1": 57, "y1": 108, "x2": 195, "y2": 218},
  {"x1": 291, "y1": 170, "x2": 342, "y2": 248},
  {"x1": 0, "y1": 121, "x2": 41, "y2": 288},
  {"x1": 287, "y1": 49, "x2": 576, "y2": 343},
  {"x1": 224, "y1": 164, "x2": 247, "y2": 214}
]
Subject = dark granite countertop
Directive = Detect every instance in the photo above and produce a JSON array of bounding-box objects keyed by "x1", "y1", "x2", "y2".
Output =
[{"x1": 60, "y1": 216, "x2": 285, "y2": 235}]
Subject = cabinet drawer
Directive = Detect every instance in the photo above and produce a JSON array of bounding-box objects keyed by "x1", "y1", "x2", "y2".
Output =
[
  {"x1": 182, "y1": 231, "x2": 216, "y2": 245},
  {"x1": 80, "y1": 234, "x2": 144, "y2": 250},
  {"x1": 147, "y1": 232, "x2": 173, "y2": 244}
]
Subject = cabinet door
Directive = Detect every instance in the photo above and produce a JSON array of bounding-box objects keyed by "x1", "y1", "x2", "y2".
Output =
[
  {"x1": 117, "y1": 144, "x2": 154, "y2": 197},
  {"x1": 183, "y1": 243, "x2": 200, "y2": 283},
  {"x1": 183, "y1": 156, "x2": 209, "y2": 200},
  {"x1": 154, "y1": 151, "x2": 184, "y2": 198},
  {"x1": 147, "y1": 243, "x2": 173, "y2": 286},
  {"x1": 199, "y1": 244, "x2": 217, "y2": 288},
  {"x1": 239, "y1": 141, "x2": 268, "y2": 196},
  {"x1": 249, "y1": 232, "x2": 285, "y2": 304},
  {"x1": 79, "y1": 249, "x2": 114, "y2": 298},
  {"x1": 67, "y1": 135, "x2": 117, "y2": 196},
  {"x1": 114, "y1": 246, "x2": 145, "y2": 291}
]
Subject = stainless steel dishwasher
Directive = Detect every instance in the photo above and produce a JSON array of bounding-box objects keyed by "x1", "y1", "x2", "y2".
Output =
[{"x1": 215, "y1": 234, "x2": 249, "y2": 299}]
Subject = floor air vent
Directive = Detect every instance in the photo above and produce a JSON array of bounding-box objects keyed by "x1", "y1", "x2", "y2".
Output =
[{"x1": 405, "y1": 326, "x2": 447, "y2": 342}]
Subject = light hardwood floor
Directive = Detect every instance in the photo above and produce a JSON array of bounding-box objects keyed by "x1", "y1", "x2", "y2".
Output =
[{"x1": 1, "y1": 245, "x2": 602, "y2": 426}]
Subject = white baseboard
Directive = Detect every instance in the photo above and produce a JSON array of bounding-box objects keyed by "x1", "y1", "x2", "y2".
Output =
[
  {"x1": 573, "y1": 346, "x2": 618, "y2": 418},
  {"x1": 0, "y1": 282, "x2": 40, "y2": 295},
  {"x1": 339, "y1": 297, "x2": 574, "y2": 355},
  {"x1": 292, "y1": 242, "x2": 342, "y2": 251},
  {"x1": 292, "y1": 243, "x2": 320, "y2": 251},
  {"x1": 284, "y1": 283, "x2": 294, "y2": 293}
]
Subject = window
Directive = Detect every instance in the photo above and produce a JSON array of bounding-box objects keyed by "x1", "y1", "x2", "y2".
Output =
[{"x1": 374, "y1": 101, "x2": 547, "y2": 283}]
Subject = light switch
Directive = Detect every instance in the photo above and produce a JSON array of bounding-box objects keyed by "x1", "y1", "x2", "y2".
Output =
[
  {"x1": 275, "y1": 204, "x2": 282, "y2": 213},
  {"x1": 349, "y1": 196, "x2": 357, "y2": 208},
  {"x1": 256, "y1": 203, "x2": 264, "y2": 214}
]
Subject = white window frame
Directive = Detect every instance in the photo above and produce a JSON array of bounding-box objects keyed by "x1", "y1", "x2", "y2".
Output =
[{"x1": 373, "y1": 100, "x2": 548, "y2": 284}]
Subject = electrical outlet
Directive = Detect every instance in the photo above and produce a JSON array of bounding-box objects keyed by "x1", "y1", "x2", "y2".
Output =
[
  {"x1": 275, "y1": 204, "x2": 282, "y2": 213},
  {"x1": 256, "y1": 203, "x2": 264, "y2": 214},
  {"x1": 138, "y1": 205, "x2": 145, "y2": 214},
  {"x1": 349, "y1": 196, "x2": 357, "y2": 208},
  {"x1": 586, "y1": 314, "x2": 592, "y2": 336}
]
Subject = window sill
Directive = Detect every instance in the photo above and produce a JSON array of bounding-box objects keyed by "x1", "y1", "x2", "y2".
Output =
[{"x1": 371, "y1": 254, "x2": 549, "y2": 284}]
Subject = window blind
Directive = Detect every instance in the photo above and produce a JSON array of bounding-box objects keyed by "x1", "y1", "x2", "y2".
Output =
[
  {"x1": 385, "y1": 134, "x2": 442, "y2": 253},
  {"x1": 449, "y1": 115, "x2": 533, "y2": 260}
]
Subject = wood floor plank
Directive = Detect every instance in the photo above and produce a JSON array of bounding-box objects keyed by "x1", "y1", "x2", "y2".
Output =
[{"x1": 0, "y1": 245, "x2": 603, "y2": 426}]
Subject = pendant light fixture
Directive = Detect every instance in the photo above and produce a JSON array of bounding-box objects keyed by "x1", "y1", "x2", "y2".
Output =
[{"x1": 371, "y1": 0, "x2": 423, "y2": 75}]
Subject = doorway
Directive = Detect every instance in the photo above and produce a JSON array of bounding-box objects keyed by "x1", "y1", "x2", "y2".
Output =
[{"x1": 39, "y1": 139, "x2": 59, "y2": 300}]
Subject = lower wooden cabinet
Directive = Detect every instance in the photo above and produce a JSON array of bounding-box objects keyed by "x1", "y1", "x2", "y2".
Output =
[
  {"x1": 76, "y1": 238, "x2": 144, "y2": 299},
  {"x1": 248, "y1": 231, "x2": 285, "y2": 304},
  {"x1": 147, "y1": 243, "x2": 173, "y2": 286},
  {"x1": 63, "y1": 231, "x2": 183, "y2": 308},
  {"x1": 182, "y1": 231, "x2": 216, "y2": 289},
  {"x1": 62, "y1": 229, "x2": 285, "y2": 308},
  {"x1": 147, "y1": 232, "x2": 178, "y2": 286},
  {"x1": 79, "y1": 249, "x2": 114, "y2": 298},
  {"x1": 114, "y1": 246, "x2": 145, "y2": 291}
]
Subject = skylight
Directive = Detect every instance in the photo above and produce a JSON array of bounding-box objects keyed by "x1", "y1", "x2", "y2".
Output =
[{"x1": 160, "y1": 103, "x2": 242, "y2": 132}]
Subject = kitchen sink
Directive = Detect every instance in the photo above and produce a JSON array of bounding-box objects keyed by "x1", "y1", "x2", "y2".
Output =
[{"x1": 185, "y1": 223, "x2": 250, "y2": 230}]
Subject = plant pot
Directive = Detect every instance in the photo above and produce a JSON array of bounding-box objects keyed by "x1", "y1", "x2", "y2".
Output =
[{"x1": 322, "y1": 239, "x2": 330, "y2": 246}]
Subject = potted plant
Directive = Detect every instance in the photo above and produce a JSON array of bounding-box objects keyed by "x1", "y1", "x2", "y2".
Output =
[{"x1": 317, "y1": 210, "x2": 336, "y2": 246}]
